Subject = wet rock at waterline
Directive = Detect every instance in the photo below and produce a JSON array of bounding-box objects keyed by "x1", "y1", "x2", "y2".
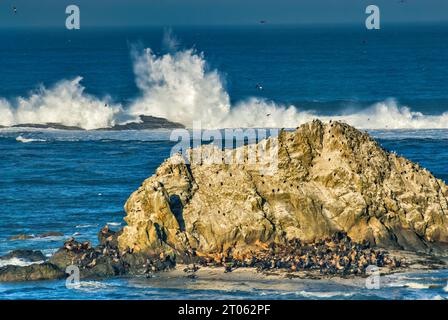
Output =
[
  {"x1": 0, "y1": 263, "x2": 65, "y2": 282},
  {"x1": 0, "y1": 249, "x2": 46, "y2": 262},
  {"x1": 8, "y1": 232, "x2": 64, "y2": 241}
]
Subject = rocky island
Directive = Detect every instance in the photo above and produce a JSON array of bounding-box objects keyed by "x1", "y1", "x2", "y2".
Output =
[{"x1": 1, "y1": 120, "x2": 447, "y2": 282}]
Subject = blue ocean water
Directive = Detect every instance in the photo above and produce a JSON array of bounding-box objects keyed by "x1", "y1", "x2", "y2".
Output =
[
  {"x1": 0, "y1": 25, "x2": 448, "y2": 299},
  {"x1": 1, "y1": 25, "x2": 448, "y2": 112}
]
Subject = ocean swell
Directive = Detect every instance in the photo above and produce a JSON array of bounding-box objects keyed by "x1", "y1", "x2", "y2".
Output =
[{"x1": 0, "y1": 46, "x2": 447, "y2": 130}]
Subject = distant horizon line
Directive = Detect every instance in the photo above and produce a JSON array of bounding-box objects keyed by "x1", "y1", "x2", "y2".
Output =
[{"x1": 1, "y1": 20, "x2": 448, "y2": 30}]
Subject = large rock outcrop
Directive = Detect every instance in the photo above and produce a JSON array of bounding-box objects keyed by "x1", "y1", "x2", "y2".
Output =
[{"x1": 118, "y1": 120, "x2": 448, "y2": 258}]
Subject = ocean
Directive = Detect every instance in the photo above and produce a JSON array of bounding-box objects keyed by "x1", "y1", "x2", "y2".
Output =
[{"x1": 0, "y1": 25, "x2": 447, "y2": 299}]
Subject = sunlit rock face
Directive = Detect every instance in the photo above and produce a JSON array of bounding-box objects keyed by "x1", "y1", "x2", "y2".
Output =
[{"x1": 118, "y1": 120, "x2": 448, "y2": 258}]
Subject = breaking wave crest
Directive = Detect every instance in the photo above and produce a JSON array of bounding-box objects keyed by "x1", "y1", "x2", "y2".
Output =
[
  {"x1": 0, "y1": 45, "x2": 447, "y2": 130},
  {"x1": 0, "y1": 77, "x2": 122, "y2": 130},
  {"x1": 128, "y1": 47, "x2": 448, "y2": 129}
]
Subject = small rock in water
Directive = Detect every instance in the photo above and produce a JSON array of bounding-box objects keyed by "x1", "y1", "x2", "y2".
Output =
[
  {"x1": 8, "y1": 231, "x2": 64, "y2": 240},
  {"x1": 38, "y1": 232, "x2": 64, "y2": 238},
  {"x1": 8, "y1": 234, "x2": 34, "y2": 241},
  {"x1": 0, "y1": 249, "x2": 46, "y2": 262},
  {"x1": 0, "y1": 263, "x2": 65, "y2": 282}
]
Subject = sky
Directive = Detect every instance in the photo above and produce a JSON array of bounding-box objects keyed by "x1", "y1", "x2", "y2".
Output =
[{"x1": 0, "y1": 0, "x2": 447, "y2": 27}]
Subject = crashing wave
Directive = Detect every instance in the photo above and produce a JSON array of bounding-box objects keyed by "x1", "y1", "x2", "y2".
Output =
[
  {"x1": 0, "y1": 77, "x2": 123, "y2": 130},
  {"x1": 0, "y1": 44, "x2": 447, "y2": 130}
]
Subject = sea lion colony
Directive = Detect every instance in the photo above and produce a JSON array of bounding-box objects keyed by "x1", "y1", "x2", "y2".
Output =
[
  {"x1": 2, "y1": 120, "x2": 448, "y2": 282},
  {"x1": 0, "y1": 227, "x2": 403, "y2": 282}
]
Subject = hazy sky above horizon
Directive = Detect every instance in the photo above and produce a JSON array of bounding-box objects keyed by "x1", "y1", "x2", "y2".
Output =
[{"x1": 0, "y1": 0, "x2": 447, "y2": 27}]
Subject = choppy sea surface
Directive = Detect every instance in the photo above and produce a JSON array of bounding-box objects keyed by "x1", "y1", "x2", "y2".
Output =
[
  {"x1": 0, "y1": 129, "x2": 447, "y2": 300},
  {"x1": 0, "y1": 25, "x2": 448, "y2": 299}
]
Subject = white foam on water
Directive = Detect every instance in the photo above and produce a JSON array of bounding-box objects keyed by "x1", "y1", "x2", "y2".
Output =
[
  {"x1": 0, "y1": 258, "x2": 44, "y2": 267},
  {"x1": 0, "y1": 77, "x2": 123, "y2": 130},
  {"x1": 75, "y1": 224, "x2": 98, "y2": 228},
  {"x1": 0, "y1": 38, "x2": 448, "y2": 130},
  {"x1": 16, "y1": 135, "x2": 46, "y2": 143},
  {"x1": 404, "y1": 282, "x2": 432, "y2": 289},
  {"x1": 296, "y1": 290, "x2": 355, "y2": 298},
  {"x1": 41, "y1": 248, "x2": 58, "y2": 257},
  {"x1": 70, "y1": 281, "x2": 111, "y2": 292},
  {"x1": 128, "y1": 47, "x2": 448, "y2": 129},
  {"x1": 107, "y1": 222, "x2": 121, "y2": 226}
]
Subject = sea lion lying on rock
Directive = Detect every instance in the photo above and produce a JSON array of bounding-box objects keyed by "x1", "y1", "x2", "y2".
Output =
[
  {"x1": 0, "y1": 230, "x2": 400, "y2": 282},
  {"x1": 185, "y1": 232, "x2": 402, "y2": 276},
  {"x1": 0, "y1": 225, "x2": 176, "y2": 282}
]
